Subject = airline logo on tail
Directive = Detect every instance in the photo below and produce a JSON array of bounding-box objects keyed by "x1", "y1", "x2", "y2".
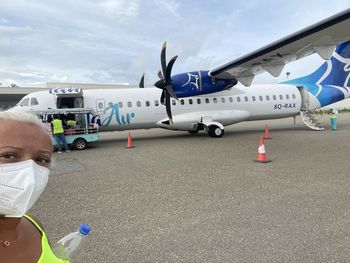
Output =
[{"x1": 285, "y1": 41, "x2": 350, "y2": 107}]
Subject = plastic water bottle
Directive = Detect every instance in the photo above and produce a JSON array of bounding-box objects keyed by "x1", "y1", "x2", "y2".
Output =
[{"x1": 52, "y1": 224, "x2": 91, "y2": 261}]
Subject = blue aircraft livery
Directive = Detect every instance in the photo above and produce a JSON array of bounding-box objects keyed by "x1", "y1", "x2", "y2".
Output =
[
  {"x1": 171, "y1": 70, "x2": 237, "y2": 98},
  {"x1": 284, "y1": 41, "x2": 350, "y2": 107}
]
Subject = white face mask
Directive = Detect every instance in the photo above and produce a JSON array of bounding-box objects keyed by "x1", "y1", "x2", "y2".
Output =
[{"x1": 0, "y1": 160, "x2": 49, "y2": 217}]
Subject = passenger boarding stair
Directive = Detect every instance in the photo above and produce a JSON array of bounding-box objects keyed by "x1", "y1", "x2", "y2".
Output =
[{"x1": 300, "y1": 110, "x2": 324, "y2": 131}]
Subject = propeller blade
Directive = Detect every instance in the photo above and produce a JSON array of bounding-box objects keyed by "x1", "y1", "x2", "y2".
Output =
[
  {"x1": 165, "y1": 55, "x2": 178, "y2": 81},
  {"x1": 165, "y1": 84, "x2": 178, "y2": 100},
  {"x1": 157, "y1": 70, "x2": 163, "y2": 79},
  {"x1": 160, "y1": 42, "x2": 167, "y2": 79},
  {"x1": 155, "y1": 42, "x2": 179, "y2": 124},
  {"x1": 139, "y1": 73, "x2": 145, "y2": 88},
  {"x1": 154, "y1": 79, "x2": 165, "y2": 89},
  {"x1": 165, "y1": 92, "x2": 173, "y2": 124},
  {"x1": 160, "y1": 90, "x2": 166, "y2": 105}
]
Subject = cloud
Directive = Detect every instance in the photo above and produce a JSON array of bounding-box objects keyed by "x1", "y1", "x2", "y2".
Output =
[
  {"x1": 153, "y1": 0, "x2": 180, "y2": 16},
  {"x1": 99, "y1": 0, "x2": 140, "y2": 17},
  {"x1": 0, "y1": 25, "x2": 33, "y2": 33},
  {"x1": 0, "y1": 1, "x2": 349, "y2": 87}
]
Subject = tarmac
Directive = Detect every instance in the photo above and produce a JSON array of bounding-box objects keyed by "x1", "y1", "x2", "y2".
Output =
[{"x1": 31, "y1": 113, "x2": 350, "y2": 263}]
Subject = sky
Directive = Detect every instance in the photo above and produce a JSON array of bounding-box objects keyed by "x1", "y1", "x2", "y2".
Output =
[{"x1": 0, "y1": 0, "x2": 349, "y2": 87}]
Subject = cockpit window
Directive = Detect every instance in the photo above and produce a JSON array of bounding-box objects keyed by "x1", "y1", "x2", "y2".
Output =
[
  {"x1": 20, "y1": 98, "x2": 30, "y2": 106},
  {"x1": 30, "y1": 97, "x2": 39, "y2": 106}
]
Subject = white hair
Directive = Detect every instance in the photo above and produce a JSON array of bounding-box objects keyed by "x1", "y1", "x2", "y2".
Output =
[
  {"x1": 0, "y1": 108, "x2": 49, "y2": 134},
  {"x1": 0, "y1": 108, "x2": 55, "y2": 168}
]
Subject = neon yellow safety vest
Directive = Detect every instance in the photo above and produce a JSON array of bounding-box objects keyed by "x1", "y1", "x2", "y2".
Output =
[
  {"x1": 23, "y1": 214, "x2": 69, "y2": 263},
  {"x1": 51, "y1": 119, "x2": 64, "y2": 134},
  {"x1": 67, "y1": 120, "x2": 77, "y2": 127}
]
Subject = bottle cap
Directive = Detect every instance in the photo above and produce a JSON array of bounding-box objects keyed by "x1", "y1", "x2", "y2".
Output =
[{"x1": 79, "y1": 224, "x2": 91, "y2": 236}]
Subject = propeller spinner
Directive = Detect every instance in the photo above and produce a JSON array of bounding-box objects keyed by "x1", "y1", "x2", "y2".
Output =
[{"x1": 154, "y1": 42, "x2": 178, "y2": 123}]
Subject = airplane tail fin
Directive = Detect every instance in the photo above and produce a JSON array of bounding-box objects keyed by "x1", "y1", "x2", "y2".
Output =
[{"x1": 284, "y1": 41, "x2": 350, "y2": 107}]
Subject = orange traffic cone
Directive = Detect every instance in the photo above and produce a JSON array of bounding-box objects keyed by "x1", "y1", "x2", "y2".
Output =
[
  {"x1": 264, "y1": 124, "x2": 271, "y2": 139},
  {"x1": 254, "y1": 136, "x2": 271, "y2": 163},
  {"x1": 126, "y1": 132, "x2": 135, "y2": 149}
]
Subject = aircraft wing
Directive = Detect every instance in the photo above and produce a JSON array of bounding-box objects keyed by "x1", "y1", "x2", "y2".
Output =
[{"x1": 209, "y1": 8, "x2": 350, "y2": 86}]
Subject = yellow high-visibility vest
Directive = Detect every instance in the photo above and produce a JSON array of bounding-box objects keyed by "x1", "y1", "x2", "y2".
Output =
[
  {"x1": 67, "y1": 120, "x2": 77, "y2": 127},
  {"x1": 23, "y1": 214, "x2": 69, "y2": 263},
  {"x1": 51, "y1": 119, "x2": 64, "y2": 134}
]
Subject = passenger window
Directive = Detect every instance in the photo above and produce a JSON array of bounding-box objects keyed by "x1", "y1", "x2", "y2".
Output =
[
  {"x1": 108, "y1": 102, "x2": 113, "y2": 108},
  {"x1": 127, "y1": 101, "x2": 132, "y2": 108},
  {"x1": 197, "y1": 98, "x2": 201, "y2": 104},
  {"x1": 136, "y1": 101, "x2": 141, "y2": 107},
  {"x1": 30, "y1": 97, "x2": 39, "y2": 106},
  {"x1": 98, "y1": 102, "x2": 104, "y2": 109},
  {"x1": 20, "y1": 98, "x2": 29, "y2": 106},
  {"x1": 244, "y1": 96, "x2": 248, "y2": 102},
  {"x1": 286, "y1": 94, "x2": 290, "y2": 99},
  {"x1": 273, "y1": 95, "x2": 277, "y2": 100},
  {"x1": 172, "y1": 100, "x2": 176, "y2": 105},
  {"x1": 180, "y1": 99, "x2": 185, "y2": 105},
  {"x1": 145, "y1": 101, "x2": 150, "y2": 107},
  {"x1": 205, "y1": 98, "x2": 210, "y2": 104},
  {"x1": 118, "y1": 102, "x2": 123, "y2": 108},
  {"x1": 279, "y1": 95, "x2": 283, "y2": 100},
  {"x1": 237, "y1": 97, "x2": 241, "y2": 102},
  {"x1": 229, "y1": 97, "x2": 233, "y2": 103},
  {"x1": 252, "y1": 96, "x2": 256, "y2": 102},
  {"x1": 221, "y1": 97, "x2": 225, "y2": 103},
  {"x1": 189, "y1": 99, "x2": 193, "y2": 105},
  {"x1": 292, "y1": 94, "x2": 296, "y2": 99},
  {"x1": 266, "y1": 95, "x2": 270, "y2": 101},
  {"x1": 213, "y1": 98, "x2": 218, "y2": 103},
  {"x1": 259, "y1": 96, "x2": 263, "y2": 101},
  {"x1": 155, "y1": 100, "x2": 160, "y2": 106}
]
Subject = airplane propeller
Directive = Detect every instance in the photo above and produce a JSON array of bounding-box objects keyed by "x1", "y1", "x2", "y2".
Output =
[
  {"x1": 154, "y1": 42, "x2": 178, "y2": 123},
  {"x1": 139, "y1": 73, "x2": 145, "y2": 88}
]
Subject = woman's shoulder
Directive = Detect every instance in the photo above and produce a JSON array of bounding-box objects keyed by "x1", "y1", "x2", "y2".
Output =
[{"x1": 24, "y1": 213, "x2": 46, "y2": 232}]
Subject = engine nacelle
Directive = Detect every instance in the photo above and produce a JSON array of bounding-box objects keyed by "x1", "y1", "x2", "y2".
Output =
[{"x1": 171, "y1": 71, "x2": 237, "y2": 98}]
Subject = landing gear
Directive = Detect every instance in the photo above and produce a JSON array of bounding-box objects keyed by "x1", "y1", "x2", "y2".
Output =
[
  {"x1": 188, "y1": 124, "x2": 202, "y2": 135},
  {"x1": 207, "y1": 125, "x2": 224, "y2": 138}
]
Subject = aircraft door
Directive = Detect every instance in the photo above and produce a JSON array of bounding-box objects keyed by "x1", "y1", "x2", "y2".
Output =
[
  {"x1": 50, "y1": 88, "x2": 84, "y2": 109},
  {"x1": 96, "y1": 99, "x2": 105, "y2": 114}
]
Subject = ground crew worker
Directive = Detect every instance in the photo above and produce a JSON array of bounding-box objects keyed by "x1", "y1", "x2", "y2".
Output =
[
  {"x1": 331, "y1": 112, "x2": 337, "y2": 130},
  {"x1": 51, "y1": 115, "x2": 70, "y2": 153},
  {"x1": 67, "y1": 119, "x2": 77, "y2": 128}
]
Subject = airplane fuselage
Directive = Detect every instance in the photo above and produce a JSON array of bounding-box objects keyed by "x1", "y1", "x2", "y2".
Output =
[{"x1": 15, "y1": 84, "x2": 317, "y2": 134}]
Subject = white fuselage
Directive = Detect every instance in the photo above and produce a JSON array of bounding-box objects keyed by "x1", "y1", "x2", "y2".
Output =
[{"x1": 15, "y1": 84, "x2": 313, "y2": 134}]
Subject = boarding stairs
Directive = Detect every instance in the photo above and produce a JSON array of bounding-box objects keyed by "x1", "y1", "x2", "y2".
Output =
[{"x1": 300, "y1": 110, "x2": 324, "y2": 131}]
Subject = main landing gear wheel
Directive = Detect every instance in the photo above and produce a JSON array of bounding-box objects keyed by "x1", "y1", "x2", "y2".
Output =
[
  {"x1": 73, "y1": 138, "x2": 87, "y2": 150},
  {"x1": 208, "y1": 125, "x2": 224, "y2": 138}
]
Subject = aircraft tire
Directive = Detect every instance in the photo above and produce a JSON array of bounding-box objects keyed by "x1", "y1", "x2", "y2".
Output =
[
  {"x1": 73, "y1": 138, "x2": 87, "y2": 150},
  {"x1": 208, "y1": 125, "x2": 224, "y2": 138}
]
